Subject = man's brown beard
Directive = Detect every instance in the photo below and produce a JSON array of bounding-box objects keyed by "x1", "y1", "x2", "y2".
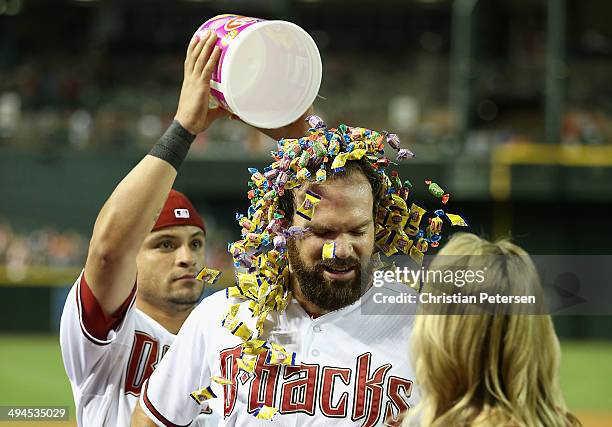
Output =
[{"x1": 287, "y1": 239, "x2": 373, "y2": 312}]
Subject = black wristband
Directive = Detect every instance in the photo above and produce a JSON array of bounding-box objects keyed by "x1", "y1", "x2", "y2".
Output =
[{"x1": 148, "y1": 120, "x2": 196, "y2": 171}]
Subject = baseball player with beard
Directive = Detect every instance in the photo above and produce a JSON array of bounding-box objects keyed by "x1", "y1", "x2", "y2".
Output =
[
  {"x1": 132, "y1": 155, "x2": 419, "y2": 426},
  {"x1": 60, "y1": 29, "x2": 310, "y2": 427}
]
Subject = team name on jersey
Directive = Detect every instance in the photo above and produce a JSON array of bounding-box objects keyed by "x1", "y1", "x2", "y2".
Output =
[
  {"x1": 219, "y1": 345, "x2": 412, "y2": 426},
  {"x1": 125, "y1": 332, "x2": 171, "y2": 396}
]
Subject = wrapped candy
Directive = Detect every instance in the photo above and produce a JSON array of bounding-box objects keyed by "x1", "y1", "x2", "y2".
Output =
[
  {"x1": 316, "y1": 166, "x2": 327, "y2": 183},
  {"x1": 190, "y1": 386, "x2": 216, "y2": 404},
  {"x1": 446, "y1": 213, "x2": 468, "y2": 227},
  {"x1": 296, "y1": 190, "x2": 322, "y2": 221},
  {"x1": 307, "y1": 114, "x2": 326, "y2": 129},
  {"x1": 425, "y1": 180, "x2": 449, "y2": 203},
  {"x1": 273, "y1": 235, "x2": 286, "y2": 251},
  {"x1": 237, "y1": 357, "x2": 257, "y2": 373},
  {"x1": 322, "y1": 241, "x2": 336, "y2": 259},
  {"x1": 265, "y1": 343, "x2": 297, "y2": 366},
  {"x1": 211, "y1": 376, "x2": 233, "y2": 385},
  {"x1": 296, "y1": 168, "x2": 311, "y2": 182},
  {"x1": 254, "y1": 405, "x2": 278, "y2": 420},
  {"x1": 397, "y1": 149, "x2": 415, "y2": 161},
  {"x1": 196, "y1": 267, "x2": 221, "y2": 285},
  {"x1": 386, "y1": 133, "x2": 401, "y2": 150}
]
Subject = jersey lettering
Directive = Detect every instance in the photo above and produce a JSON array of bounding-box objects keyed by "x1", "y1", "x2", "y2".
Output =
[
  {"x1": 352, "y1": 352, "x2": 392, "y2": 427},
  {"x1": 248, "y1": 352, "x2": 281, "y2": 412},
  {"x1": 125, "y1": 332, "x2": 159, "y2": 396},
  {"x1": 219, "y1": 345, "x2": 242, "y2": 418},
  {"x1": 279, "y1": 364, "x2": 319, "y2": 415},
  {"x1": 383, "y1": 376, "x2": 413, "y2": 426},
  {"x1": 220, "y1": 351, "x2": 405, "y2": 423},
  {"x1": 320, "y1": 366, "x2": 351, "y2": 418}
]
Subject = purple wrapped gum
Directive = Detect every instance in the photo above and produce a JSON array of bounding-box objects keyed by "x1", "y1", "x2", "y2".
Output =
[
  {"x1": 386, "y1": 133, "x2": 401, "y2": 150},
  {"x1": 285, "y1": 226, "x2": 310, "y2": 238},
  {"x1": 279, "y1": 156, "x2": 291, "y2": 171},
  {"x1": 264, "y1": 169, "x2": 279, "y2": 180},
  {"x1": 397, "y1": 149, "x2": 415, "y2": 161},
  {"x1": 306, "y1": 115, "x2": 326, "y2": 129},
  {"x1": 273, "y1": 235, "x2": 287, "y2": 251},
  {"x1": 275, "y1": 171, "x2": 289, "y2": 189}
]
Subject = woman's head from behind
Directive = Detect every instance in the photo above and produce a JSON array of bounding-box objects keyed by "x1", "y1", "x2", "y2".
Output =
[{"x1": 405, "y1": 233, "x2": 579, "y2": 427}]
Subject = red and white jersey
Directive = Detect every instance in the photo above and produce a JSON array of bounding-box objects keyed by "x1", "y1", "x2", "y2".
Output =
[
  {"x1": 141, "y1": 282, "x2": 418, "y2": 426},
  {"x1": 60, "y1": 272, "x2": 218, "y2": 427}
]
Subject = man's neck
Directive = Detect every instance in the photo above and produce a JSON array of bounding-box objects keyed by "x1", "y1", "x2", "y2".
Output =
[{"x1": 135, "y1": 297, "x2": 193, "y2": 335}]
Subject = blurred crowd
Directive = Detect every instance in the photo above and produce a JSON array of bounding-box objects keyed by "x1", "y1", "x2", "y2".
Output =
[
  {"x1": 0, "y1": 218, "x2": 236, "y2": 286},
  {"x1": 0, "y1": 53, "x2": 611, "y2": 159},
  {"x1": 0, "y1": 220, "x2": 87, "y2": 282}
]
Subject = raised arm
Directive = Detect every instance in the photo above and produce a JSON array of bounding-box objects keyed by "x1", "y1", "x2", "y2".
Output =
[{"x1": 84, "y1": 30, "x2": 224, "y2": 315}]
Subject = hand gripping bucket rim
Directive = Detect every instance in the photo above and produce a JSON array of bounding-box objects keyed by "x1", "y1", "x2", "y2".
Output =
[{"x1": 203, "y1": 15, "x2": 322, "y2": 129}]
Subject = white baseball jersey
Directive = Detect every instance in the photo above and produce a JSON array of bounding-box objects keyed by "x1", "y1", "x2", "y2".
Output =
[
  {"x1": 60, "y1": 272, "x2": 218, "y2": 427},
  {"x1": 141, "y1": 281, "x2": 418, "y2": 426}
]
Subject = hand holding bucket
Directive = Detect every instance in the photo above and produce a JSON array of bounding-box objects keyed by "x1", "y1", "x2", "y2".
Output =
[{"x1": 193, "y1": 14, "x2": 322, "y2": 129}]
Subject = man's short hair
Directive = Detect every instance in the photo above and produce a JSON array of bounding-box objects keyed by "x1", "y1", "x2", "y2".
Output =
[{"x1": 278, "y1": 157, "x2": 383, "y2": 223}]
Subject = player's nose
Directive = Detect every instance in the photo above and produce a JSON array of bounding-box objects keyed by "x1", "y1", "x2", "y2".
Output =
[
  {"x1": 333, "y1": 235, "x2": 354, "y2": 260},
  {"x1": 176, "y1": 243, "x2": 196, "y2": 267}
]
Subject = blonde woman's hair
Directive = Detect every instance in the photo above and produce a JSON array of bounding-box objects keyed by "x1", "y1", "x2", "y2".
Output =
[{"x1": 403, "y1": 233, "x2": 581, "y2": 427}]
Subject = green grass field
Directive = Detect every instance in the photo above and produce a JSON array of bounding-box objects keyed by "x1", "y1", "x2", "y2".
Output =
[{"x1": 0, "y1": 335, "x2": 610, "y2": 424}]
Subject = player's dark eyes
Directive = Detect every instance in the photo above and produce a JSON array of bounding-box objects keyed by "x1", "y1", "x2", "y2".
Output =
[
  {"x1": 191, "y1": 240, "x2": 203, "y2": 249},
  {"x1": 157, "y1": 240, "x2": 175, "y2": 249}
]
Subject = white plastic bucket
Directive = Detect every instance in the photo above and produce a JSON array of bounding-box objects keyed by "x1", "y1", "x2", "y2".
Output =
[{"x1": 193, "y1": 14, "x2": 322, "y2": 129}]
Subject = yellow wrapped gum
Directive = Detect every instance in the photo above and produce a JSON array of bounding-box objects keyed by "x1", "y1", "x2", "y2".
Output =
[
  {"x1": 196, "y1": 267, "x2": 221, "y2": 284},
  {"x1": 322, "y1": 241, "x2": 336, "y2": 259},
  {"x1": 254, "y1": 405, "x2": 278, "y2": 420},
  {"x1": 190, "y1": 385, "x2": 216, "y2": 404},
  {"x1": 296, "y1": 190, "x2": 321, "y2": 221}
]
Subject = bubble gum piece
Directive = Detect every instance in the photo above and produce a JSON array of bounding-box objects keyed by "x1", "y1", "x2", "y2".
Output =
[
  {"x1": 322, "y1": 241, "x2": 336, "y2": 259},
  {"x1": 273, "y1": 235, "x2": 286, "y2": 251},
  {"x1": 390, "y1": 171, "x2": 402, "y2": 190},
  {"x1": 296, "y1": 168, "x2": 311, "y2": 182},
  {"x1": 229, "y1": 320, "x2": 253, "y2": 341},
  {"x1": 386, "y1": 133, "x2": 401, "y2": 150},
  {"x1": 264, "y1": 169, "x2": 279, "y2": 180},
  {"x1": 425, "y1": 180, "x2": 445, "y2": 198},
  {"x1": 190, "y1": 386, "x2": 217, "y2": 404},
  {"x1": 316, "y1": 167, "x2": 327, "y2": 182},
  {"x1": 376, "y1": 157, "x2": 391, "y2": 168},
  {"x1": 312, "y1": 141, "x2": 327, "y2": 158},
  {"x1": 408, "y1": 203, "x2": 426, "y2": 229},
  {"x1": 239, "y1": 217, "x2": 256, "y2": 232},
  {"x1": 298, "y1": 150, "x2": 312, "y2": 168},
  {"x1": 331, "y1": 152, "x2": 349, "y2": 171},
  {"x1": 279, "y1": 156, "x2": 291, "y2": 171},
  {"x1": 429, "y1": 216, "x2": 443, "y2": 234},
  {"x1": 196, "y1": 267, "x2": 221, "y2": 284},
  {"x1": 285, "y1": 226, "x2": 309, "y2": 238},
  {"x1": 251, "y1": 171, "x2": 266, "y2": 188},
  {"x1": 415, "y1": 238, "x2": 429, "y2": 253},
  {"x1": 254, "y1": 405, "x2": 278, "y2": 420},
  {"x1": 446, "y1": 213, "x2": 468, "y2": 227},
  {"x1": 237, "y1": 357, "x2": 256, "y2": 373},
  {"x1": 306, "y1": 115, "x2": 326, "y2": 129},
  {"x1": 296, "y1": 190, "x2": 321, "y2": 221},
  {"x1": 397, "y1": 149, "x2": 415, "y2": 160},
  {"x1": 346, "y1": 148, "x2": 367, "y2": 161},
  {"x1": 211, "y1": 376, "x2": 233, "y2": 385},
  {"x1": 226, "y1": 286, "x2": 246, "y2": 299}
]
